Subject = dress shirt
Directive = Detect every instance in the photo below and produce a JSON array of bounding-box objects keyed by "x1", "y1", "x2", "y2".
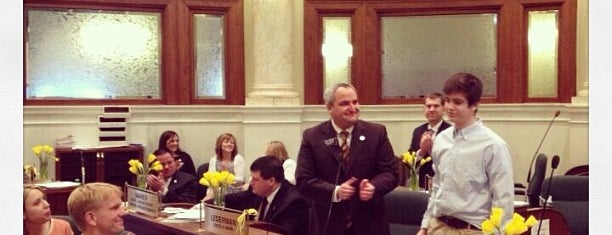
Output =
[
  {"x1": 330, "y1": 120, "x2": 354, "y2": 202},
  {"x1": 421, "y1": 119, "x2": 514, "y2": 229},
  {"x1": 261, "y1": 184, "x2": 281, "y2": 221}
]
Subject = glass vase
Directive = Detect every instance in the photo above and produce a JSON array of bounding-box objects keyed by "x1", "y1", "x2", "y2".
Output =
[
  {"x1": 137, "y1": 174, "x2": 147, "y2": 189},
  {"x1": 408, "y1": 171, "x2": 419, "y2": 191},
  {"x1": 39, "y1": 161, "x2": 49, "y2": 182},
  {"x1": 213, "y1": 187, "x2": 226, "y2": 207}
]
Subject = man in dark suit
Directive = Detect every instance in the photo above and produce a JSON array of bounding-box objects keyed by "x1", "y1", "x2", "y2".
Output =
[
  {"x1": 146, "y1": 149, "x2": 197, "y2": 203},
  {"x1": 225, "y1": 156, "x2": 309, "y2": 235},
  {"x1": 408, "y1": 92, "x2": 451, "y2": 188},
  {"x1": 296, "y1": 83, "x2": 399, "y2": 235}
]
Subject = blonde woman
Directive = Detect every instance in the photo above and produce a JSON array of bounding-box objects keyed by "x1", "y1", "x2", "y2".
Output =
[
  {"x1": 24, "y1": 185, "x2": 74, "y2": 235},
  {"x1": 265, "y1": 140, "x2": 297, "y2": 185}
]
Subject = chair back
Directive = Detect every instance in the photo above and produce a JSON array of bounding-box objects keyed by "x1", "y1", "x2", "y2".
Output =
[
  {"x1": 541, "y1": 175, "x2": 588, "y2": 235},
  {"x1": 527, "y1": 153, "x2": 547, "y2": 206},
  {"x1": 196, "y1": 162, "x2": 210, "y2": 200},
  {"x1": 384, "y1": 187, "x2": 429, "y2": 235}
]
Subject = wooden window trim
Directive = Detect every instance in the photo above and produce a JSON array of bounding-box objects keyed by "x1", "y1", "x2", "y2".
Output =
[
  {"x1": 304, "y1": 0, "x2": 576, "y2": 105},
  {"x1": 23, "y1": 0, "x2": 244, "y2": 105}
]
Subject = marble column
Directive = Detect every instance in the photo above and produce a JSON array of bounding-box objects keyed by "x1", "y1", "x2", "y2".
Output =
[
  {"x1": 572, "y1": 0, "x2": 588, "y2": 104},
  {"x1": 246, "y1": 0, "x2": 300, "y2": 106}
]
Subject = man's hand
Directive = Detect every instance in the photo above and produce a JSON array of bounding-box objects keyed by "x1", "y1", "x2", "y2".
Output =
[
  {"x1": 416, "y1": 228, "x2": 427, "y2": 235},
  {"x1": 338, "y1": 177, "x2": 358, "y2": 200},
  {"x1": 419, "y1": 131, "x2": 433, "y2": 155},
  {"x1": 358, "y1": 179, "x2": 375, "y2": 201},
  {"x1": 146, "y1": 174, "x2": 165, "y2": 192}
]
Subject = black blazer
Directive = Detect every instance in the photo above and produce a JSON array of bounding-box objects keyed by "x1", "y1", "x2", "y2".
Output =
[
  {"x1": 175, "y1": 150, "x2": 197, "y2": 176},
  {"x1": 296, "y1": 120, "x2": 399, "y2": 235},
  {"x1": 408, "y1": 121, "x2": 451, "y2": 187},
  {"x1": 225, "y1": 180, "x2": 309, "y2": 235},
  {"x1": 162, "y1": 171, "x2": 198, "y2": 203}
]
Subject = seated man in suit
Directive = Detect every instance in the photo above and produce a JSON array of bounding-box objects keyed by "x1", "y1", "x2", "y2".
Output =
[
  {"x1": 408, "y1": 92, "x2": 451, "y2": 188},
  {"x1": 146, "y1": 149, "x2": 198, "y2": 203},
  {"x1": 225, "y1": 155, "x2": 309, "y2": 235}
]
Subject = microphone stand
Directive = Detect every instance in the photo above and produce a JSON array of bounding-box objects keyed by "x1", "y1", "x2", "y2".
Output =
[
  {"x1": 536, "y1": 155, "x2": 559, "y2": 235},
  {"x1": 80, "y1": 150, "x2": 86, "y2": 185},
  {"x1": 525, "y1": 111, "x2": 560, "y2": 201}
]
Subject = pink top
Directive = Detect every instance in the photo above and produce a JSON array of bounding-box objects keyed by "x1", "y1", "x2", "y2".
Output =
[{"x1": 48, "y1": 218, "x2": 74, "y2": 235}]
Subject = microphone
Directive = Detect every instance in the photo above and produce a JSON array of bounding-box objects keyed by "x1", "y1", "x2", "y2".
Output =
[
  {"x1": 80, "y1": 150, "x2": 86, "y2": 185},
  {"x1": 323, "y1": 152, "x2": 343, "y2": 235},
  {"x1": 536, "y1": 155, "x2": 560, "y2": 235},
  {"x1": 526, "y1": 110, "x2": 560, "y2": 183}
]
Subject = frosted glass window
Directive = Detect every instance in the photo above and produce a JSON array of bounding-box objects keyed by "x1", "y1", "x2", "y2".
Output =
[
  {"x1": 26, "y1": 9, "x2": 161, "y2": 99},
  {"x1": 381, "y1": 14, "x2": 497, "y2": 98},
  {"x1": 528, "y1": 10, "x2": 559, "y2": 98},
  {"x1": 322, "y1": 17, "x2": 352, "y2": 92},
  {"x1": 194, "y1": 14, "x2": 225, "y2": 99}
]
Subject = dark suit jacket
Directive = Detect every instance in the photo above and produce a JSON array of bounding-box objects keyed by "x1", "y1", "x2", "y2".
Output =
[
  {"x1": 162, "y1": 171, "x2": 198, "y2": 203},
  {"x1": 296, "y1": 120, "x2": 399, "y2": 235},
  {"x1": 408, "y1": 121, "x2": 451, "y2": 187},
  {"x1": 225, "y1": 180, "x2": 309, "y2": 235},
  {"x1": 176, "y1": 150, "x2": 197, "y2": 176}
]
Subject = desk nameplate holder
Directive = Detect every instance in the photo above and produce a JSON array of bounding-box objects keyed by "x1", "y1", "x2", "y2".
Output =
[
  {"x1": 204, "y1": 203, "x2": 243, "y2": 235},
  {"x1": 125, "y1": 183, "x2": 162, "y2": 218}
]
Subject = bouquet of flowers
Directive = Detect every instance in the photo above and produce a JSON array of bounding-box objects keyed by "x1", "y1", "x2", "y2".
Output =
[
  {"x1": 32, "y1": 144, "x2": 59, "y2": 182},
  {"x1": 128, "y1": 153, "x2": 163, "y2": 189},
  {"x1": 482, "y1": 207, "x2": 538, "y2": 235},
  {"x1": 199, "y1": 171, "x2": 235, "y2": 206},
  {"x1": 401, "y1": 151, "x2": 432, "y2": 191}
]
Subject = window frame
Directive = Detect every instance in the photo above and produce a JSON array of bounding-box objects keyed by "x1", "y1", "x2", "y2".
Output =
[
  {"x1": 304, "y1": 0, "x2": 576, "y2": 105},
  {"x1": 23, "y1": 0, "x2": 244, "y2": 105}
]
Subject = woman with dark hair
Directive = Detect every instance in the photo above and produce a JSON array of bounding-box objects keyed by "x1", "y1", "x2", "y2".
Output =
[
  {"x1": 203, "y1": 133, "x2": 245, "y2": 200},
  {"x1": 24, "y1": 185, "x2": 74, "y2": 235},
  {"x1": 158, "y1": 130, "x2": 196, "y2": 176}
]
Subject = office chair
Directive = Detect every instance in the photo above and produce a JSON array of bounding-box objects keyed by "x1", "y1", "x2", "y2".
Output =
[{"x1": 527, "y1": 153, "x2": 548, "y2": 207}]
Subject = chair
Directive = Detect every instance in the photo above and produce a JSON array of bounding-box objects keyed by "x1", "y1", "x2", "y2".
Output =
[
  {"x1": 540, "y1": 175, "x2": 588, "y2": 235},
  {"x1": 384, "y1": 187, "x2": 429, "y2": 235},
  {"x1": 515, "y1": 153, "x2": 547, "y2": 207},
  {"x1": 527, "y1": 153, "x2": 548, "y2": 206},
  {"x1": 565, "y1": 164, "x2": 588, "y2": 176},
  {"x1": 53, "y1": 215, "x2": 81, "y2": 235},
  {"x1": 196, "y1": 162, "x2": 209, "y2": 201}
]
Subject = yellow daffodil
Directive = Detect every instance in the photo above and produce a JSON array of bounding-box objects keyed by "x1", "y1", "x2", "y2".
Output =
[
  {"x1": 127, "y1": 153, "x2": 163, "y2": 189},
  {"x1": 481, "y1": 207, "x2": 538, "y2": 235},
  {"x1": 200, "y1": 171, "x2": 236, "y2": 206},
  {"x1": 32, "y1": 144, "x2": 58, "y2": 181},
  {"x1": 32, "y1": 146, "x2": 43, "y2": 155},
  {"x1": 481, "y1": 220, "x2": 496, "y2": 234}
]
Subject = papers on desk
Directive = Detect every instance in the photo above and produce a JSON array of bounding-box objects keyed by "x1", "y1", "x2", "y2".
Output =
[
  {"x1": 35, "y1": 181, "x2": 81, "y2": 189},
  {"x1": 513, "y1": 200, "x2": 529, "y2": 208},
  {"x1": 162, "y1": 207, "x2": 205, "y2": 223}
]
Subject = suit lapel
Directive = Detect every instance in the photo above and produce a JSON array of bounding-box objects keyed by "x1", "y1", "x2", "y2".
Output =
[
  {"x1": 321, "y1": 121, "x2": 343, "y2": 163},
  {"x1": 265, "y1": 182, "x2": 289, "y2": 222}
]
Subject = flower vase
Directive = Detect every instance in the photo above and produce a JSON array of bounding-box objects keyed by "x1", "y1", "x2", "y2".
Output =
[
  {"x1": 408, "y1": 171, "x2": 419, "y2": 191},
  {"x1": 213, "y1": 187, "x2": 226, "y2": 207},
  {"x1": 39, "y1": 162, "x2": 49, "y2": 182},
  {"x1": 137, "y1": 174, "x2": 147, "y2": 189}
]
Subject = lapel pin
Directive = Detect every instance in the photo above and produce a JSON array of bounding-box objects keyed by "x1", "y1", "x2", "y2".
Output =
[
  {"x1": 173, "y1": 179, "x2": 177, "y2": 183},
  {"x1": 359, "y1": 135, "x2": 366, "y2": 141}
]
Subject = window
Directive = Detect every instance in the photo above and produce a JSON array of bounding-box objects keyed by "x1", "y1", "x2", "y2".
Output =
[
  {"x1": 24, "y1": 0, "x2": 244, "y2": 105},
  {"x1": 304, "y1": 0, "x2": 576, "y2": 104}
]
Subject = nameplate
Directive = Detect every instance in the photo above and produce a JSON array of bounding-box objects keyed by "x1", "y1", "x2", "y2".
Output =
[
  {"x1": 204, "y1": 203, "x2": 242, "y2": 235},
  {"x1": 125, "y1": 184, "x2": 161, "y2": 217}
]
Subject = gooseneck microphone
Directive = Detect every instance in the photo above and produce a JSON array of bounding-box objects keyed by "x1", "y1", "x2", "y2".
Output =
[
  {"x1": 536, "y1": 155, "x2": 560, "y2": 235},
  {"x1": 527, "y1": 110, "x2": 561, "y2": 183}
]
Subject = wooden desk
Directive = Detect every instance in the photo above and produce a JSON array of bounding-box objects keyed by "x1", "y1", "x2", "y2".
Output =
[
  {"x1": 515, "y1": 206, "x2": 569, "y2": 235},
  {"x1": 124, "y1": 212, "x2": 215, "y2": 235},
  {"x1": 34, "y1": 182, "x2": 80, "y2": 215}
]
